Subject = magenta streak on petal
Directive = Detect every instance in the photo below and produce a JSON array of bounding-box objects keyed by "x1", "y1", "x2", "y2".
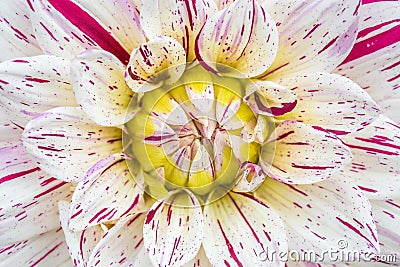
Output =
[
  {"x1": 341, "y1": 24, "x2": 400, "y2": 65},
  {"x1": 119, "y1": 194, "x2": 141, "y2": 217},
  {"x1": 269, "y1": 100, "x2": 297, "y2": 116},
  {"x1": 291, "y1": 163, "x2": 334, "y2": 170},
  {"x1": 287, "y1": 184, "x2": 308, "y2": 197},
  {"x1": 47, "y1": 0, "x2": 130, "y2": 64},
  {"x1": 34, "y1": 181, "x2": 68, "y2": 198},
  {"x1": 25, "y1": 77, "x2": 50, "y2": 83},
  {"x1": 216, "y1": 219, "x2": 243, "y2": 267},
  {"x1": 145, "y1": 202, "x2": 163, "y2": 224},
  {"x1": 88, "y1": 208, "x2": 108, "y2": 224},
  {"x1": 228, "y1": 194, "x2": 265, "y2": 250},
  {"x1": 235, "y1": 192, "x2": 270, "y2": 209},
  {"x1": 79, "y1": 230, "x2": 86, "y2": 261},
  {"x1": 317, "y1": 36, "x2": 339, "y2": 55},
  {"x1": 344, "y1": 143, "x2": 399, "y2": 156},
  {"x1": 358, "y1": 186, "x2": 378, "y2": 193},
  {"x1": 355, "y1": 137, "x2": 400, "y2": 150},
  {"x1": 336, "y1": 217, "x2": 376, "y2": 248},
  {"x1": 30, "y1": 242, "x2": 63, "y2": 267},
  {"x1": 386, "y1": 200, "x2": 400, "y2": 209},
  {"x1": 358, "y1": 19, "x2": 400, "y2": 39},
  {"x1": 0, "y1": 167, "x2": 41, "y2": 184}
]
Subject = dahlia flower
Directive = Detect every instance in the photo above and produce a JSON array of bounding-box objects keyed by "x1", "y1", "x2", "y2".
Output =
[{"x1": 0, "y1": 0, "x2": 399, "y2": 266}]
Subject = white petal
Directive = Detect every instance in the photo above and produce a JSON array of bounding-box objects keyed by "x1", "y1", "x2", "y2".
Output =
[
  {"x1": 255, "y1": 177, "x2": 380, "y2": 261},
  {"x1": 69, "y1": 154, "x2": 143, "y2": 231},
  {"x1": 260, "y1": 121, "x2": 352, "y2": 184},
  {"x1": 183, "y1": 246, "x2": 211, "y2": 267},
  {"x1": 30, "y1": 0, "x2": 131, "y2": 63},
  {"x1": 0, "y1": 106, "x2": 23, "y2": 147},
  {"x1": 260, "y1": 0, "x2": 359, "y2": 77},
  {"x1": 203, "y1": 192, "x2": 287, "y2": 267},
  {"x1": 0, "y1": 228, "x2": 70, "y2": 266},
  {"x1": 59, "y1": 201, "x2": 103, "y2": 267},
  {"x1": 274, "y1": 72, "x2": 380, "y2": 135},
  {"x1": 143, "y1": 190, "x2": 204, "y2": 267},
  {"x1": 124, "y1": 37, "x2": 186, "y2": 93},
  {"x1": 340, "y1": 115, "x2": 400, "y2": 200},
  {"x1": 195, "y1": 0, "x2": 279, "y2": 78},
  {"x1": 371, "y1": 199, "x2": 400, "y2": 264},
  {"x1": 334, "y1": 1, "x2": 400, "y2": 124},
  {"x1": 0, "y1": 0, "x2": 42, "y2": 61},
  {"x1": 0, "y1": 144, "x2": 71, "y2": 246},
  {"x1": 0, "y1": 55, "x2": 77, "y2": 125},
  {"x1": 87, "y1": 213, "x2": 152, "y2": 267},
  {"x1": 140, "y1": 0, "x2": 217, "y2": 61},
  {"x1": 22, "y1": 107, "x2": 122, "y2": 182},
  {"x1": 244, "y1": 81, "x2": 297, "y2": 116},
  {"x1": 213, "y1": 0, "x2": 237, "y2": 10},
  {"x1": 72, "y1": 49, "x2": 135, "y2": 126}
]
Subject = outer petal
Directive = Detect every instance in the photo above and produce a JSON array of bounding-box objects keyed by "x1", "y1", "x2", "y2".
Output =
[
  {"x1": 334, "y1": 1, "x2": 400, "y2": 124},
  {"x1": 0, "y1": 0, "x2": 42, "y2": 61},
  {"x1": 0, "y1": 228, "x2": 70, "y2": 266},
  {"x1": 143, "y1": 190, "x2": 204, "y2": 267},
  {"x1": 59, "y1": 202, "x2": 103, "y2": 267},
  {"x1": 203, "y1": 192, "x2": 287, "y2": 267},
  {"x1": 69, "y1": 154, "x2": 143, "y2": 231},
  {"x1": 195, "y1": 0, "x2": 279, "y2": 78},
  {"x1": 30, "y1": 0, "x2": 136, "y2": 64},
  {"x1": 274, "y1": 72, "x2": 380, "y2": 135},
  {"x1": 260, "y1": 0, "x2": 360, "y2": 77},
  {"x1": 340, "y1": 115, "x2": 400, "y2": 200},
  {"x1": 0, "y1": 106, "x2": 22, "y2": 147},
  {"x1": 140, "y1": 0, "x2": 217, "y2": 62},
  {"x1": 370, "y1": 199, "x2": 400, "y2": 265},
  {"x1": 255, "y1": 177, "x2": 380, "y2": 261},
  {"x1": 244, "y1": 81, "x2": 297, "y2": 116},
  {"x1": 87, "y1": 213, "x2": 152, "y2": 267},
  {"x1": 0, "y1": 55, "x2": 77, "y2": 125},
  {"x1": 72, "y1": 50, "x2": 135, "y2": 126},
  {"x1": 21, "y1": 107, "x2": 122, "y2": 182},
  {"x1": 0, "y1": 144, "x2": 70, "y2": 246},
  {"x1": 260, "y1": 121, "x2": 352, "y2": 184},
  {"x1": 124, "y1": 37, "x2": 186, "y2": 93}
]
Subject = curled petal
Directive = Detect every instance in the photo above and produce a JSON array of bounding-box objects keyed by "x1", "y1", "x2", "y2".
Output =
[
  {"x1": 124, "y1": 37, "x2": 186, "y2": 93},
  {"x1": 195, "y1": 0, "x2": 279, "y2": 78},
  {"x1": 233, "y1": 162, "x2": 266, "y2": 192},
  {"x1": 143, "y1": 190, "x2": 204, "y2": 267},
  {"x1": 21, "y1": 107, "x2": 122, "y2": 182},
  {"x1": 261, "y1": 121, "x2": 353, "y2": 184},
  {"x1": 244, "y1": 81, "x2": 297, "y2": 116},
  {"x1": 140, "y1": 0, "x2": 217, "y2": 61},
  {"x1": 72, "y1": 50, "x2": 135, "y2": 126},
  {"x1": 275, "y1": 72, "x2": 380, "y2": 135}
]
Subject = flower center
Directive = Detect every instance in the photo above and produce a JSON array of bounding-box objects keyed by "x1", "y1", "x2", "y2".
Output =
[{"x1": 123, "y1": 65, "x2": 262, "y2": 202}]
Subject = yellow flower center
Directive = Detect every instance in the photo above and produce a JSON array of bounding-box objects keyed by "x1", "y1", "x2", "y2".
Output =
[{"x1": 124, "y1": 65, "x2": 263, "y2": 202}]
